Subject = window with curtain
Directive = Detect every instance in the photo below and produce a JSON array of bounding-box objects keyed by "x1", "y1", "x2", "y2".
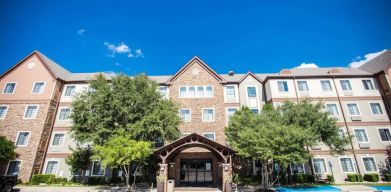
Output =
[
  {"x1": 354, "y1": 129, "x2": 368, "y2": 142},
  {"x1": 202, "y1": 108, "x2": 214, "y2": 122},
  {"x1": 340, "y1": 158, "x2": 354, "y2": 172},
  {"x1": 32, "y1": 82, "x2": 45, "y2": 94},
  {"x1": 297, "y1": 81, "x2": 308, "y2": 92},
  {"x1": 340, "y1": 80, "x2": 352, "y2": 91},
  {"x1": 362, "y1": 80, "x2": 374, "y2": 90},
  {"x1": 326, "y1": 104, "x2": 339, "y2": 116},
  {"x1": 370, "y1": 103, "x2": 383, "y2": 115},
  {"x1": 6, "y1": 161, "x2": 21, "y2": 176},
  {"x1": 313, "y1": 159, "x2": 326, "y2": 173},
  {"x1": 321, "y1": 80, "x2": 332, "y2": 91},
  {"x1": 347, "y1": 103, "x2": 360, "y2": 116},
  {"x1": 45, "y1": 161, "x2": 59, "y2": 174},
  {"x1": 363, "y1": 157, "x2": 377, "y2": 172},
  {"x1": 378, "y1": 128, "x2": 391, "y2": 141},
  {"x1": 277, "y1": 81, "x2": 289, "y2": 92}
]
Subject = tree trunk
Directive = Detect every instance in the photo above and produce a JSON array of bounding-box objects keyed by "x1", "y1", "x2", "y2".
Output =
[
  {"x1": 261, "y1": 160, "x2": 270, "y2": 189},
  {"x1": 130, "y1": 163, "x2": 140, "y2": 191}
]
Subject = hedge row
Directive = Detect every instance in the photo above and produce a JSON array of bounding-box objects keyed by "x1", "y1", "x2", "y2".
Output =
[
  {"x1": 347, "y1": 173, "x2": 380, "y2": 182},
  {"x1": 31, "y1": 174, "x2": 67, "y2": 185}
]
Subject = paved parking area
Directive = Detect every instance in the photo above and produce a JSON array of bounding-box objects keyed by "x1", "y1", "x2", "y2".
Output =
[{"x1": 13, "y1": 186, "x2": 100, "y2": 192}]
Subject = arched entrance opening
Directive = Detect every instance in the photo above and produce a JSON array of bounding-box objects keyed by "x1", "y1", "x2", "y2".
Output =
[{"x1": 155, "y1": 133, "x2": 234, "y2": 192}]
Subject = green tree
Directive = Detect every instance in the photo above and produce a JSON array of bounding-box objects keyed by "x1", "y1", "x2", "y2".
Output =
[
  {"x1": 70, "y1": 74, "x2": 181, "y2": 145},
  {"x1": 0, "y1": 136, "x2": 16, "y2": 162},
  {"x1": 65, "y1": 145, "x2": 92, "y2": 183},
  {"x1": 226, "y1": 100, "x2": 349, "y2": 189},
  {"x1": 93, "y1": 132, "x2": 153, "y2": 190}
]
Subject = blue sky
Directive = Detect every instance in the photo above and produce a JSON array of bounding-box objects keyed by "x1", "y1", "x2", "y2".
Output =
[{"x1": 0, "y1": 0, "x2": 390, "y2": 75}]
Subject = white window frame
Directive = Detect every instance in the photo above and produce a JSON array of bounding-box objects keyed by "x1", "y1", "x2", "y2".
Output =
[
  {"x1": 5, "y1": 160, "x2": 22, "y2": 176},
  {"x1": 361, "y1": 156, "x2": 378, "y2": 173},
  {"x1": 50, "y1": 132, "x2": 66, "y2": 147},
  {"x1": 0, "y1": 105, "x2": 9, "y2": 119},
  {"x1": 353, "y1": 128, "x2": 370, "y2": 143},
  {"x1": 23, "y1": 104, "x2": 39, "y2": 119},
  {"x1": 226, "y1": 107, "x2": 239, "y2": 123},
  {"x1": 202, "y1": 108, "x2": 215, "y2": 122},
  {"x1": 346, "y1": 103, "x2": 361, "y2": 116},
  {"x1": 296, "y1": 80, "x2": 309, "y2": 92},
  {"x1": 179, "y1": 109, "x2": 191, "y2": 122},
  {"x1": 338, "y1": 128, "x2": 346, "y2": 138},
  {"x1": 277, "y1": 81, "x2": 289, "y2": 92},
  {"x1": 91, "y1": 160, "x2": 105, "y2": 176},
  {"x1": 15, "y1": 131, "x2": 31, "y2": 147},
  {"x1": 45, "y1": 160, "x2": 59, "y2": 175},
  {"x1": 205, "y1": 86, "x2": 214, "y2": 98},
  {"x1": 179, "y1": 86, "x2": 213, "y2": 98},
  {"x1": 63, "y1": 85, "x2": 77, "y2": 97},
  {"x1": 312, "y1": 157, "x2": 328, "y2": 174},
  {"x1": 377, "y1": 128, "x2": 391, "y2": 142},
  {"x1": 57, "y1": 106, "x2": 72, "y2": 121},
  {"x1": 362, "y1": 79, "x2": 375, "y2": 91},
  {"x1": 31, "y1": 81, "x2": 46, "y2": 94},
  {"x1": 339, "y1": 79, "x2": 352, "y2": 91},
  {"x1": 224, "y1": 85, "x2": 238, "y2": 102},
  {"x1": 290, "y1": 163, "x2": 306, "y2": 174},
  {"x1": 368, "y1": 102, "x2": 384, "y2": 115},
  {"x1": 202, "y1": 132, "x2": 216, "y2": 141},
  {"x1": 2, "y1": 82, "x2": 17, "y2": 94},
  {"x1": 158, "y1": 86, "x2": 169, "y2": 99},
  {"x1": 338, "y1": 156, "x2": 356, "y2": 173},
  {"x1": 320, "y1": 80, "x2": 333, "y2": 92},
  {"x1": 325, "y1": 103, "x2": 339, "y2": 116}
]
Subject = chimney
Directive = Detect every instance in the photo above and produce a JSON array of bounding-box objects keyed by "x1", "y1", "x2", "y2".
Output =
[{"x1": 228, "y1": 71, "x2": 235, "y2": 76}]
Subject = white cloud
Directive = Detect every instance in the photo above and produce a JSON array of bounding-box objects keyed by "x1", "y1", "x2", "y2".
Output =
[
  {"x1": 135, "y1": 49, "x2": 144, "y2": 58},
  {"x1": 295, "y1": 62, "x2": 319, "y2": 68},
  {"x1": 77, "y1": 29, "x2": 85, "y2": 35},
  {"x1": 104, "y1": 42, "x2": 144, "y2": 61},
  {"x1": 104, "y1": 71, "x2": 116, "y2": 77},
  {"x1": 349, "y1": 49, "x2": 387, "y2": 68}
]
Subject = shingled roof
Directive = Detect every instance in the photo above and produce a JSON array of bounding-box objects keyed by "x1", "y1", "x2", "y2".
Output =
[{"x1": 359, "y1": 49, "x2": 391, "y2": 74}]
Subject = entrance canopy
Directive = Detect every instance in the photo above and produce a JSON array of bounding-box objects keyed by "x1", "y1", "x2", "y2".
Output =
[{"x1": 155, "y1": 133, "x2": 234, "y2": 164}]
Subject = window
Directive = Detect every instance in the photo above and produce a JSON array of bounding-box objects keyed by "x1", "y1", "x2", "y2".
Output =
[
  {"x1": 362, "y1": 80, "x2": 375, "y2": 90},
  {"x1": 64, "y1": 85, "x2": 76, "y2": 96},
  {"x1": 250, "y1": 108, "x2": 259, "y2": 114},
  {"x1": 51, "y1": 133, "x2": 65, "y2": 146},
  {"x1": 291, "y1": 164, "x2": 305, "y2": 174},
  {"x1": 370, "y1": 103, "x2": 383, "y2": 115},
  {"x1": 354, "y1": 129, "x2": 368, "y2": 143},
  {"x1": 58, "y1": 108, "x2": 71, "y2": 121},
  {"x1": 0, "y1": 105, "x2": 8, "y2": 119},
  {"x1": 188, "y1": 87, "x2": 195, "y2": 97},
  {"x1": 340, "y1": 80, "x2": 352, "y2": 91},
  {"x1": 247, "y1": 87, "x2": 257, "y2": 97},
  {"x1": 3, "y1": 82, "x2": 16, "y2": 94},
  {"x1": 16, "y1": 132, "x2": 30, "y2": 146},
  {"x1": 92, "y1": 161, "x2": 105, "y2": 176},
  {"x1": 205, "y1": 86, "x2": 213, "y2": 97},
  {"x1": 32, "y1": 82, "x2": 45, "y2": 94},
  {"x1": 326, "y1": 104, "x2": 339, "y2": 116},
  {"x1": 45, "y1": 161, "x2": 59, "y2": 174},
  {"x1": 347, "y1": 103, "x2": 360, "y2": 116},
  {"x1": 363, "y1": 157, "x2": 377, "y2": 172},
  {"x1": 158, "y1": 86, "x2": 168, "y2": 99},
  {"x1": 340, "y1": 158, "x2": 354, "y2": 173},
  {"x1": 338, "y1": 129, "x2": 345, "y2": 138},
  {"x1": 6, "y1": 161, "x2": 21, "y2": 176},
  {"x1": 179, "y1": 87, "x2": 187, "y2": 98},
  {"x1": 225, "y1": 86, "x2": 235, "y2": 99},
  {"x1": 227, "y1": 108, "x2": 237, "y2": 121},
  {"x1": 202, "y1": 108, "x2": 214, "y2": 122},
  {"x1": 24, "y1": 105, "x2": 38, "y2": 119},
  {"x1": 297, "y1": 81, "x2": 308, "y2": 92},
  {"x1": 277, "y1": 81, "x2": 289, "y2": 92},
  {"x1": 313, "y1": 158, "x2": 327, "y2": 173},
  {"x1": 321, "y1": 80, "x2": 332, "y2": 91},
  {"x1": 197, "y1": 87, "x2": 204, "y2": 97},
  {"x1": 203, "y1": 133, "x2": 215, "y2": 141},
  {"x1": 179, "y1": 109, "x2": 191, "y2": 122},
  {"x1": 378, "y1": 128, "x2": 391, "y2": 141}
]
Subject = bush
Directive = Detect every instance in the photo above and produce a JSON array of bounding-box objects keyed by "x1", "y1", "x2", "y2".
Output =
[
  {"x1": 30, "y1": 174, "x2": 56, "y2": 185},
  {"x1": 347, "y1": 174, "x2": 363, "y2": 182},
  {"x1": 305, "y1": 174, "x2": 315, "y2": 183},
  {"x1": 292, "y1": 174, "x2": 305, "y2": 183},
  {"x1": 87, "y1": 177, "x2": 107, "y2": 185},
  {"x1": 363, "y1": 174, "x2": 379, "y2": 182},
  {"x1": 384, "y1": 174, "x2": 391, "y2": 181},
  {"x1": 327, "y1": 174, "x2": 335, "y2": 184}
]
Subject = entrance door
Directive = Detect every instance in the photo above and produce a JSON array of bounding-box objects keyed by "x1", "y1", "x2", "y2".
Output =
[{"x1": 180, "y1": 159, "x2": 213, "y2": 186}]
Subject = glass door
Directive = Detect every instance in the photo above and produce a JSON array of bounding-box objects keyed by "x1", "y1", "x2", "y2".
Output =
[{"x1": 180, "y1": 159, "x2": 213, "y2": 186}]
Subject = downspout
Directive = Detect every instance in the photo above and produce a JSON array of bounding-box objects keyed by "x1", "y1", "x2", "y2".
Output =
[{"x1": 331, "y1": 77, "x2": 361, "y2": 174}]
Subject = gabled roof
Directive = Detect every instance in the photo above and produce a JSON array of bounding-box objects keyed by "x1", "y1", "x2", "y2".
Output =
[
  {"x1": 359, "y1": 49, "x2": 391, "y2": 74},
  {"x1": 166, "y1": 56, "x2": 227, "y2": 84},
  {"x1": 238, "y1": 72, "x2": 263, "y2": 83}
]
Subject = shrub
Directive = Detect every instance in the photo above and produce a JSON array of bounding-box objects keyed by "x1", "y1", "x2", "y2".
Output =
[
  {"x1": 384, "y1": 174, "x2": 391, "y2": 181},
  {"x1": 363, "y1": 174, "x2": 379, "y2": 182},
  {"x1": 347, "y1": 174, "x2": 363, "y2": 182},
  {"x1": 87, "y1": 177, "x2": 107, "y2": 185},
  {"x1": 327, "y1": 174, "x2": 335, "y2": 184},
  {"x1": 54, "y1": 177, "x2": 68, "y2": 183},
  {"x1": 292, "y1": 174, "x2": 305, "y2": 183},
  {"x1": 305, "y1": 174, "x2": 315, "y2": 183},
  {"x1": 30, "y1": 174, "x2": 56, "y2": 185}
]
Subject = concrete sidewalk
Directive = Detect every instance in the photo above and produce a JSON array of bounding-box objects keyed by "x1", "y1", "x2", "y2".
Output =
[
  {"x1": 335, "y1": 185, "x2": 379, "y2": 192},
  {"x1": 13, "y1": 185, "x2": 100, "y2": 192}
]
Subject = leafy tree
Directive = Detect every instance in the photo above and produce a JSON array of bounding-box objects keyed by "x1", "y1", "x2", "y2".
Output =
[
  {"x1": 93, "y1": 132, "x2": 153, "y2": 190},
  {"x1": 226, "y1": 100, "x2": 349, "y2": 189},
  {"x1": 0, "y1": 136, "x2": 16, "y2": 162},
  {"x1": 70, "y1": 74, "x2": 181, "y2": 145},
  {"x1": 65, "y1": 145, "x2": 93, "y2": 183}
]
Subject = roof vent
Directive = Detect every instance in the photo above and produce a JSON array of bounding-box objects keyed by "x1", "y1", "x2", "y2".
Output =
[
  {"x1": 328, "y1": 68, "x2": 341, "y2": 74},
  {"x1": 279, "y1": 69, "x2": 292, "y2": 75},
  {"x1": 228, "y1": 71, "x2": 235, "y2": 76}
]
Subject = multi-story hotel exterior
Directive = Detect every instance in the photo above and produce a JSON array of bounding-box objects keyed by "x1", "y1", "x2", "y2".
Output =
[{"x1": 1, "y1": 50, "x2": 391, "y2": 185}]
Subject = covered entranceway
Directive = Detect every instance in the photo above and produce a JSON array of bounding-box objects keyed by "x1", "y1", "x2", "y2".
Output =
[{"x1": 155, "y1": 133, "x2": 234, "y2": 192}]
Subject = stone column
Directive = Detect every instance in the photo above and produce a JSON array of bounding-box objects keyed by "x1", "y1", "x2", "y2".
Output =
[
  {"x1": 222, "y1": 163, "x2": 232, "y2": 192},
  {"x1": 158, "y1": 164, "x2": 168, "y2": 192}
]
